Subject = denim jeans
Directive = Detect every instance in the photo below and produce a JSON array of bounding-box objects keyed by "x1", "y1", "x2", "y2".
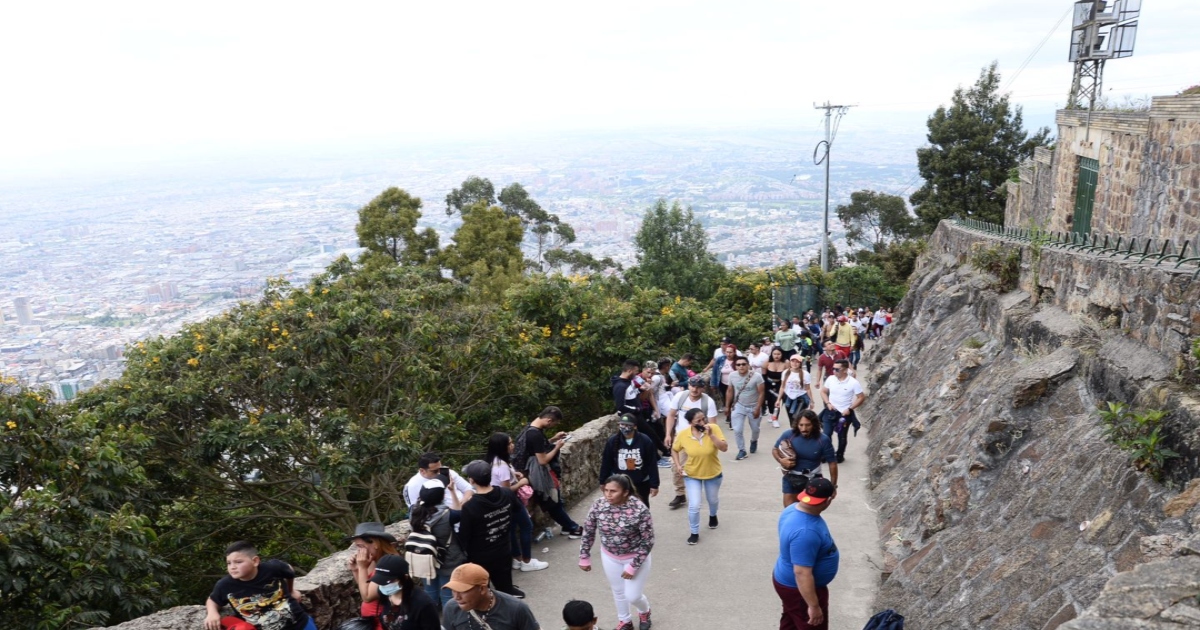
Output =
[
  {"x1": 684, "y1": 474, "x2": 723, "y2": 534},
  {"x1": 783, "y1": 393, "x2": 809, "y2": 419},
  {"x1": 424, "y1": 573, "x2": 453, "y2": 607},
  {"x1": 730, "y1": 402, "x2": 761, "y2": 452},
  {"x1": 535, "y1": 493, "x2": 580, "y2": 532},
  {"x1": 510, "y1": 501, "x2": 533, "y2": 560},
  {"x1": 821, "y1": 409, "x2": 855, "y2": 459}
]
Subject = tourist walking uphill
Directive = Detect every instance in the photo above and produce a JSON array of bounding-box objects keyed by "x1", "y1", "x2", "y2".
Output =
[
  {"x1": 578, "y1": 474, "x2": 656, "y2": 630},
  {"x1": 819, "y1": 359, "x2": 865, "y2": 464},
  {"x1": 763, "y1": 346, "x2": 787, "y2": 429},
  {"x1": 599, "y1": 414, "x2": 660, "y2": 506},
  {"x1": 725, "y1": 355, "x2": 765, "y2": 460},
  {"x1": 663, "y1": 376, "x2": 718, "y2": 510},
  {"x1": 771, "y1": 409, "x2": 837, "y2": 508},
  {"x1": 773, "y1": 478, "x2": 840, "y2": 630},
  {"x1": 671, "y1": 408, "x2": 729, "y2": 545}
]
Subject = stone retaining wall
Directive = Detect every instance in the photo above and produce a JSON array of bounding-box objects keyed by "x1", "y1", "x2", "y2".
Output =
[{"x1": 104, "y1": 414, "x2": 619, "y2": 630}]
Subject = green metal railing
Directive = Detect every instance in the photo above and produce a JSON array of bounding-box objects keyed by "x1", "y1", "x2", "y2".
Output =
[{"x1": 952, "y1": 219, "x2": 1200, "y2": 280}]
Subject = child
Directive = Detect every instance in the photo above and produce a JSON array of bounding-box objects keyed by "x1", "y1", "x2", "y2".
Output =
[
  {"x1": 205, "y1": 541, "x2": 316, "y2": 630},
  {"x1": 562, "y1": 600, "x2": 597, "y2": 630}
]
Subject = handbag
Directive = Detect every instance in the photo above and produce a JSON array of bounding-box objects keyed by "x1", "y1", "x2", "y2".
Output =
[{"x1": 516, "y1": 483, "x2": 534, "y2": 507}]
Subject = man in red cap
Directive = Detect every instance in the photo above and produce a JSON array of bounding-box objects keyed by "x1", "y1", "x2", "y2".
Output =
[
  {"x1": 831, "y1": 316, "x2": 856, "y2": 360},
  {"x1": 772, "y1": 478, "x2": 839, "y2": 630},
  {"x1": 441, "y1": 563, "x2": 540, "y2": 630}
]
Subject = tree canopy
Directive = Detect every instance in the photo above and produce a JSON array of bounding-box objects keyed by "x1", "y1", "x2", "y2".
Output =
[
  {"x1": 632, "y1": 199, "x2": 726, "y2": 300},
  {"x1": 910, "y1": 62, "x2": 1051, "y2": 229},
  {"x1": 355, "y1": 187, "x2": 439, "y2": 266},
  {"x1": 836, "y1": 190, "x2": 920, "y2": 252}
]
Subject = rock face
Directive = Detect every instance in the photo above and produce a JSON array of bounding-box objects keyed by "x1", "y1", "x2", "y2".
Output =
[
  {"x1": 103, "y1": 414, "x2": 618, "y2": 630},
  {"x1": 865, "y1": 222, "x2": 1200, "y2": 629}
]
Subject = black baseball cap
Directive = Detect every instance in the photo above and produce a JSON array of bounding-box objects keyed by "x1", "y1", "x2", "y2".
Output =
[
  {"x1": 369, "y1": 554, "x2": 409, "y2": 584},
  {"x1": 798, "y1": 477, "x2": 835, "y2": 506}
]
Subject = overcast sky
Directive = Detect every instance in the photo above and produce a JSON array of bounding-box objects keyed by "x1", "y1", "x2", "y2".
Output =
[{"x1": 1, "y1": 0, "x2": 1196, "y2": 173}]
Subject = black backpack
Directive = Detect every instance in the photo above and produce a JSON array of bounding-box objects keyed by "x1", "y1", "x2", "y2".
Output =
[
  {"x1": 512, "y1": 425, "x2": 539, "y2": 473},
  {"x1": 862, "y1": 609, "x2": 904, "y2": 630}
]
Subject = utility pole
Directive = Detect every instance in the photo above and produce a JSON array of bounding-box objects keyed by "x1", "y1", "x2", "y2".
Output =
[
  {"x1": 1066, "y1": 0, "x2": 1141, "y2": 112},
  {"x1": 813, "y1": 102, "x2": 854, "y2": 273}
]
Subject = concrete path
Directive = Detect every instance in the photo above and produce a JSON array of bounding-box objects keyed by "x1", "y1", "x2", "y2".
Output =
[{"x1": 514, "y1": 370, "x2": 882, "y2": 629}]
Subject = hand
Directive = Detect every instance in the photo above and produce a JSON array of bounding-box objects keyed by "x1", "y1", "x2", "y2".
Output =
[
  {"x1": 838, "y1": 408, "x2": 849, "y2": 417},
  {"x1": 650, "y1": 488, "x2": 659, "y2": 497},
  {"x1": 551, "y1": 431, "x2": 568, "y2": 442},
  {"x1": 579, "y1": 563, "x2": 591, "y2": 572},
  {"x1": 808, "y1": 605, "x2": 825, "y2": 626},
  {"x1": 513, "y1": 471, "x2": 524, "y2": 481},
  {"x1": 204, "y1": 612, "x2": 221, "y2": 630},
  {"x1": 664, "y1": 435, "x2": 674, "y2": 448},
  {"x1": 753, "y1": 408, "x2": 761, "y2": 419},
  {"x1": 622, "y1": 570, "x2": 635, "y2": 580},
  {"x1": 354, "y1": 546, "x2": 372, "y2": 569},
  {"x1": 781, "y1": 458, "x2": 795, "y2": 469}
]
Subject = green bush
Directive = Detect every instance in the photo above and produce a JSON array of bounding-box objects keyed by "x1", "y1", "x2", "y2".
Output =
[
  {"x1": 1098, "y1": 402, "x2": 1179, "y2": 482},
  {"x1": 969, "y1": 243, "x2": 1021, "y2": 291}
]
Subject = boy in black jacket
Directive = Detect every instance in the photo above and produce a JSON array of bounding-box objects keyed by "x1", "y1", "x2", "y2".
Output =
[
  {"x1": 458, "y1": 459, "x2": 524, "y2": 599},
  {"x1": 598, "y1": 415, "x2": 660, "y2": 505}
]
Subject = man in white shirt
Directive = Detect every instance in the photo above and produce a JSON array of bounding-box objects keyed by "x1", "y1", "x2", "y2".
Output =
[
  {"x1": 746, "y1": 342, "x2": 768, "y2": 372},
  {"x1": 820, "y1": 359, "x2": 866, "y2": 464},
  {"x1": 404, "y1": 452, "x2": 474, "y2": 509},
  {"x1": 663, "y1": 376, "x2": 718, "y2": 509}
]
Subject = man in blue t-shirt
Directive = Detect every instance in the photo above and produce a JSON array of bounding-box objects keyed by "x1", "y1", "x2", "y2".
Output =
[
  {"x1": 773, "y1": 477, "x2": 839, "y2": 630},
  {"x1": 772, "y1": 411, "x2": 838, "y2": 508}
]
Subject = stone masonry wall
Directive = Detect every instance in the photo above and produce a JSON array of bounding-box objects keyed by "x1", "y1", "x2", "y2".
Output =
[
  {"x1": 103, "y1": 414, "x2": 619, "y2": 630},
  {"x1": 864, "y1": 221, "x2": 1200, "y2": 628},
  {"x1": 1006, "y1": 95, "x2": 1200, "y2": 244}
]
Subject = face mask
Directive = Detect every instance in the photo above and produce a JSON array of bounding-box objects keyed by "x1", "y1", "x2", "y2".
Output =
[
  {"x1": 379, "y1": 581, "x2": 401, "y2": 596},
  {"x1": 619, "y1": 425, "x2": 635, "y2": 436}
]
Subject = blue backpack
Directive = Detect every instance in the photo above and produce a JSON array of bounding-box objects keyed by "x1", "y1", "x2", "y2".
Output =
[{"x1": 862, "y1": 609, "x2": 904, "y2": 630}]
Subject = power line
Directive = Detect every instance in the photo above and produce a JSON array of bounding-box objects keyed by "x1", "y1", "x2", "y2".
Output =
[{"x1": 1001, "y1": 7, "x2": 1073, "y2": 94}]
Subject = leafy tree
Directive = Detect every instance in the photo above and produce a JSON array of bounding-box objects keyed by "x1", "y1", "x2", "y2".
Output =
[
  {"x1": 542, "y1": 249, "x2": 619, "y2": 275},
  {"x1": 355, "y1": 187, "x2": 439, "y2": 266},
  {"x1": 911, "y1": 62, "x2": 1051, "y2": 230},
  {"x1": 632, "y1": 199, "x2": 725, "y2": 300},
  {"x1": 827, "y1": 264, "x2": 906, "y2": 308},
  {"x1": 498, "y1": 183, "x2": 577, "y2": 269},
  {"x1": 444, "y1": 176, "x2": 497, "y2": 216},
  {"x1": 836, "y1": 190, "x2": 920, "y2": 252},
  {"x1": 440, "y1": 203, "x2": 527, "y2": 300},
  {"x1": 0, "y1": 379, "x2": 170, "y2": 628}
]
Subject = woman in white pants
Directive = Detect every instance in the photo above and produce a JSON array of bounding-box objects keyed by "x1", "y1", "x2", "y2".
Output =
[{"x1": 578, "y1": 474, "x2": 656, "y2": 630}]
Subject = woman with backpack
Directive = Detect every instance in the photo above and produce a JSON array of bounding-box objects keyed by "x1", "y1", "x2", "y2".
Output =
[
  {"x1": 486, "y1": 432, "x2": 548, "y2": 574},
  {"x1": 407, "y1": 479, "x2": 467, "y2": 607}
]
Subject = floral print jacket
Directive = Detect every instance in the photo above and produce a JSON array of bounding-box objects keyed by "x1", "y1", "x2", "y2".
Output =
[{"x1": 578, "y1": 495, "x2": 655, "y2": 573}]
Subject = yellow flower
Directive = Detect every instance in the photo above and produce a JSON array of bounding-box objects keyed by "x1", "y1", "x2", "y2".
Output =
[
  {"x1": 193, "y1": 332, "x2": 203, "y2": 340},
  {"x1": 542, "y1": 326, "x2": 552, "y2": 338},
  {"x1": 187, "y1": 358, "x2": 200, "y2": 367},
  {"x1": 152, "y1": 356, "x2": 160, "y2": 364},
  {"x1": 306, "y1": 311, "x2": 314, "y2": 318},
  {"x1": 322, "y1": 288, "x2": 329, "y2": 294},
  {"x1": 280, "y1": 330, "x2": 289, "y2": 337},
  {"x1": 195, "y1": 344, "x2": 206, "y2": 353},
  {"x1": 661, "y1": 306, "x2": 674, "y2": 316},
  {"x1": 268, "y1": 343, "x2": 277, "y2": 351},
  {"x1": 6, "y1": 420, "x2": 16, "y2": 429},
  {"x1": 382, "y1": 310, "x2": 392, "y2": 319},
  {"x1": 273, "y1": 300, "x2": 283, "y2": 309}
]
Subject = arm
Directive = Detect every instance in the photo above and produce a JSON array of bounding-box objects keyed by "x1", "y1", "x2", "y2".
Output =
[
  {"x1": 724, "y1": 382, "x2": 733, "y2": 417},
  {"x1": 352, "y1": 550, "x2": 378, "y2": 602},
  {"x1": 598, "y1": 439, "x2": 615, "y2": 485},
  {"x1": 754, "y1": 382, "x2": 765, "y2": 417},
  {"x1": 536, "y1": 437, "x2": 564, "y2": 466},
  {"x1": 204, "y1": 598, "x2": 223, "y2": 630},
  {"x1": 646, "y1": 438, "x2": 660, "y2": 491},
  {"x1": 708, "y1": 425, "x2": 729, "y2": 452},
  {"x1": 792, "y1": 565, "x2": 825, "y2": 626},
  {"x1": 850, "y1": 392, "x2": 866, "y2": 412},
  {"x1": 664, "y1": 408, "x2": 678, "y2": 446},
  {"x1": 821, "y1": 384, "x2": 832, "y2": 409},
  {"x1": 827, "y1": 461, "x2": 839, "y2": 489}
]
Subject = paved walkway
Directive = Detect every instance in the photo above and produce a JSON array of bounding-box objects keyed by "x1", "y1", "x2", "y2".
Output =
[{"x1": 515, "y1": 369, "x2": 882, "y2": 629}]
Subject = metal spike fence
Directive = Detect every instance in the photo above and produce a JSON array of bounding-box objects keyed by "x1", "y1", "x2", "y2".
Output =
[{"x1": 953, "y1": 219, "x2": 1200, "y2": 281}]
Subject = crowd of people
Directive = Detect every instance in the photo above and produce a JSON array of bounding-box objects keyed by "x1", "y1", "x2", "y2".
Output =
[{"x1": 203, "y1": 305, "x2": 890, "y2": 630}]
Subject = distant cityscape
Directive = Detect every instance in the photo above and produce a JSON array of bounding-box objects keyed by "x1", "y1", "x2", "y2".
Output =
[{"x1": 0, "y1": 125, "x2": 923, "y2": 400}]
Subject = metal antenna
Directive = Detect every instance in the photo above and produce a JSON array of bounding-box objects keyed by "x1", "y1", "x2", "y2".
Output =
[
  {"x1": 1067, "y1": 0, "x2": 1141, "y2": 113},
  {"x1": 813, "y1": 102, "x2": 854, "y2": 273}
]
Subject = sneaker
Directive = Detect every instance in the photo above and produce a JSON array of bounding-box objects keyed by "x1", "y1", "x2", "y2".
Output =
[
  {"x1": 771, "y1": 419, "x2": 780, "y2": 428},
  {"x1": 511, "y1": 559, "x2": 521, "y2": 570},
  {"x1": 616, "y1": 621, "x2": 635, "y2": 630},
  {"x1": 708, "y1": 515, "x2": 719, "y2": 529},
  {"x1": 656, "y1": 457, "x2": 672, "y2": 468},
  {"x1": 687, "y1": 533, "x2": 699, "y2": 545},
  {"x1": 567, "y1": 526, "x2": 585, "y2": 539},
  {"x1": 736, "y1": 450, "x2": 748, "y2": 461},
  {"x1": 638, "y1": 609, "x2": 652, "y2": 630},
  {"x1": 668, "y1": 495, "x2": 686, "y2": 509},
  {"x1": 750, "y1": 440, "x2": 758, "y2": 453},
  {"x1": 836, "y1": 455, "x2": 845, "y2": 464},
  {"x1": 519, "y1": 558, "x2": 549, "y2": 572},
  {"x1": 509, "y1": 586, "x2": 526, "y2": 599}
]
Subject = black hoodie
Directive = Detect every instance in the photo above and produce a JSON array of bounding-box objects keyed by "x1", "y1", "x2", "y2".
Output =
[
  {"x1": 458, "y1": 486, "x2": 517, "y2": 563},
  {"x1": 612, "y1": 374, "x2": 639, "y2": 415}
]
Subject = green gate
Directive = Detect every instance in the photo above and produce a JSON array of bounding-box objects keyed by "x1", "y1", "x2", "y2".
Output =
[
  {"x1": 1072, "y1": 157, "x2": 1098, "y2": 235},
  {"x1": 774, "y1": 284, "x2": 820, "y2": 321}
]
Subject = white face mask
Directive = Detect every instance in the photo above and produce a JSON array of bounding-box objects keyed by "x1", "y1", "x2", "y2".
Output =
[{"x1": 379, "y1": 581, "x2": 401, "y2": 596}]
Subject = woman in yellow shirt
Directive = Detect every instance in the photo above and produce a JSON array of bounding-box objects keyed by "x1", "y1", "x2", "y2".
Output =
[{"x1": 671, "y1": 408, "x2": 729, "y2": 545}]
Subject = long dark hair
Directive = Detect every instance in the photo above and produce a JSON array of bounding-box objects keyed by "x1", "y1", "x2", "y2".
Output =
[
  {"x1": 486, "y1": 432, "x2": 511, "y2": 465},
  {"x1": 409, "y1": 484, "x2": 444, "y2": 533},
  {"x1": 382, "y1": 574, "x2": 419, "y2": 618}
]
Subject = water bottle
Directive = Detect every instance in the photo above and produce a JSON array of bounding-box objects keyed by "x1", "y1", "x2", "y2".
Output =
[{"x1": 535, "y1": 527, "x2": 554, "y2": 542}]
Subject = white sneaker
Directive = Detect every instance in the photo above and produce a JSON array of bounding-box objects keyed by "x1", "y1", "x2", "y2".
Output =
[
  {"x1": 519, "y1": 558, "x2": 549, "y2": 572},
  {"x1": 771, "y1": 420, "x2": 780, "y2": 428},
  {"x1": 512, "y1": 559, "x2": 522, "y2": 570}
]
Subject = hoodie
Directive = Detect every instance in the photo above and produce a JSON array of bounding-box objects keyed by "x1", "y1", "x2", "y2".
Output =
[
  {"x1": 457, "y1": 486, "x2": 516, "y2": 563},
  {"x1": 611, "y1": 374, "x2": 640, "y2": 415},
  {"x1": 598, "y1": 431, "x2": 660, "y2": 488}
]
